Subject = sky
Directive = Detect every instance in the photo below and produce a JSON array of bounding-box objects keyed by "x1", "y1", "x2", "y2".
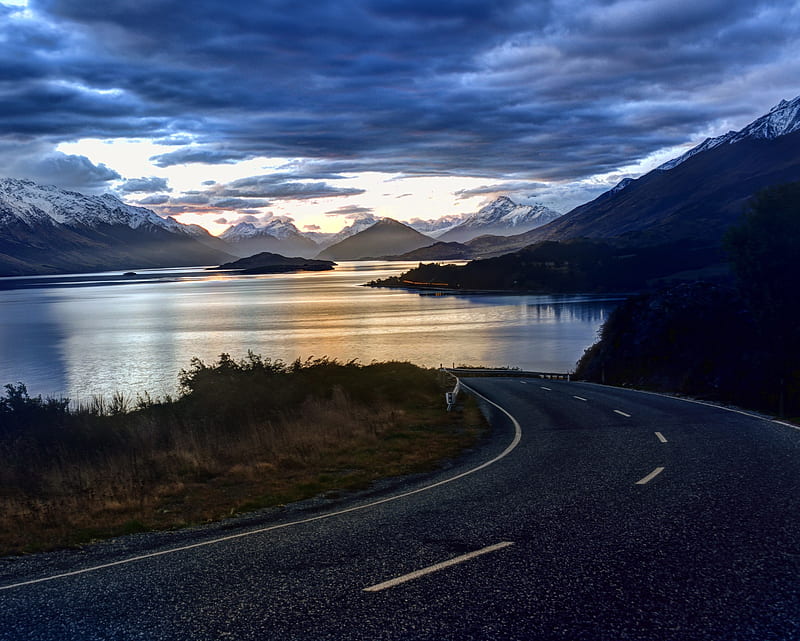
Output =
[{"x1": 1, "y1": 0, "x2": 798, "y2": 235}]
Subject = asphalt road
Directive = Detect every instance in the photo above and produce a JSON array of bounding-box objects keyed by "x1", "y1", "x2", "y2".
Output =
[{"x1": 1, "y1": 378, "x2": 798, "y2": 640}]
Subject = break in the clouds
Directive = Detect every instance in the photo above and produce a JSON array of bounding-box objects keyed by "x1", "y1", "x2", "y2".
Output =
[{"x1": 1, "y1": 0, "x2": 798, "y2": 218}]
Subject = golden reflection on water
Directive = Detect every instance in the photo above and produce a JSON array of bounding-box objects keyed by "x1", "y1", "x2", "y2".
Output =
[{"x1": 0, "y1": 262, "x2": 622, "y2": 400}]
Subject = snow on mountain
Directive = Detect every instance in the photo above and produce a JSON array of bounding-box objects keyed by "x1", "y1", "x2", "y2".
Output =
[
  {"x1": 658, "y1": 95, "x2": 800, "y2": 171},
  {"x1": 220, "y1": 219, "x2": 319, "y2": 257},
  {"x1": 0, "y1": 178, "x2": 234, "y2": 275},
  {"x1": 437, "y1": 196, "x2": 562, "y2": 242},
  {"x1": 315, "y1": 214, "x2": 382, "y2": 249},
  {"x1": 407, "y1": 214, "x2": 465, "y2": 237},
  {"x1": 0, "y1": 178, "x2": 183, "y2": 233},
  {"x1": 608, "y1": 177, "x2": 635, "y2": 194}
]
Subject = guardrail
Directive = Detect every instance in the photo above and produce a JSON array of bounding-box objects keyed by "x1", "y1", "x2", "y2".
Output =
[
  {"x1": 444, "y1": 368, "x2": 570, "y2": 381},
  {"x1": 441, "y1": 367, "x2": 571, "y2": 411}
]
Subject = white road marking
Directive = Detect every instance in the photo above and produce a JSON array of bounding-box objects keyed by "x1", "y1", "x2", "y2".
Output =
[
  {"x1": 0, "y1": 379, "x2": 523, "y2": 593},
  {"x1": 580, "y1": 382, "x2": 800, "y2": 433},
  {"x1": 635, "y1": 467, "x2": 665, "y2": 485},
  {"x1": 573, "y1": 396, "x2": 587, "y2": 401},
  {"x1": 519, "y1": 380, "x2": 528, "y2": 384},
  {"x1": 614, "y1": 409, "x2": 631, "y2": 417},
  {"x1": 655, "y1": 432, "x2": 668, "y2": 443},
  {"x1": 363, "y1": 542, "x2": 514, "y2": 592},
  {"x1": 541, "y1": 386, "x2": 552, "y2": 391}
]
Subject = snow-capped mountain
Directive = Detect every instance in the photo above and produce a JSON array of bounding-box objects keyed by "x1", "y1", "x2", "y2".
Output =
[
  {"x1": 0, "y1": 178, "x2": 185, "y2": 232},
  {"x1": 437, "y1": 196, "x2": 562, "y2": 243},
  {"x1": 478, "y1": 94, "x2": 800, "y2": 255},
  {"x1": 312, "y1": 214, "x2": 382, "y2": 250},
  {"x1": 407, "y1": 214, "x2": 465, "y2": 236},
  {"x1": 0, "y1": 178, "x2": 233, "y2": 275},
  {"x1": 220, "y1": 219, "x2": 319, "y2": 258},
  {"x1": 658, "y1": 96, "x2": 800, "y2": 171}
]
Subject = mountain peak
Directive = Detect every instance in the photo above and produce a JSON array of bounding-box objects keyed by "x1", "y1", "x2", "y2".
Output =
[
  {"x1": 659, "y1": 95, "x2": 800, "y2": 172},
  {"x1": 437, "y1": 196, "x2": 562, "y2": 243},
  {"x1": 316, "y1": 217, "x2": 433, "y2": 260}
]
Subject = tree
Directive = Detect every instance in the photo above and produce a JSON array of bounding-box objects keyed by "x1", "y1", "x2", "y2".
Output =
[{"x1": 725, "y1": 181, "x2": 800, "y2": 414}]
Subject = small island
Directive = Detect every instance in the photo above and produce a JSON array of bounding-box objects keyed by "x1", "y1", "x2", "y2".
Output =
[{"x1": 211, "y1": 251, "x2": 336, "y2": 274}]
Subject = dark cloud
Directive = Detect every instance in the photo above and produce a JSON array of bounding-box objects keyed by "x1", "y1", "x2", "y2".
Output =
[
  {"x1": 13, "y1": 151, "x2": 121, "y2": 192},
  {"x1": 151, "y1": 147, "x2": 256, "y2": 167},
  {"x1": 304, "y1": 224, "x2": 321, "y2": 230},
  {"x1": 220, "y1": 175, "x2": 365, "y2": 200},
  {"x1": 455, "y1": 181, "x2": 549, "y2": 200},
  {"x1": 325, "y1": 205, "x2": 375, "y2": 217},
  {"x1": 170, "y1": 193, "x2": 211, "y2": 205},
  {"x1": 119, "y1": 176, "x2": 171, "y2": 193},
  {"x1": 211, "y1": 198, "x2": 272, "y2": 209},
  {"x1": 136, "y1": 194, "x2": 170, "y2": 205},
  {"x1": 1, "y1": 0, "x2": 797, "y2": 187}
]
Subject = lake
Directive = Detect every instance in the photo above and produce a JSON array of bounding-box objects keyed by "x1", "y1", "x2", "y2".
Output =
[{"x1": 0, "y1": 261, "x2": 623, "y2": 402}]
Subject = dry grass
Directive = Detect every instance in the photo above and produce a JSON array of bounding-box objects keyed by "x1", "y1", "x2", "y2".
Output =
[{"x1": 0, "y1": 358, "x2": 485, "y2": 555}]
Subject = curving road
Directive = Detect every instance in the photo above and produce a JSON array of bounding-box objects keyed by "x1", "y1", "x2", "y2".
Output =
[{"x1": 1, "y1": 378, "x2": 799, "y2": 640}]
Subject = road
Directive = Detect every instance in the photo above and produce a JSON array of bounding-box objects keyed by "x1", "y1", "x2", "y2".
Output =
[{"x1": 1, "y1": 378, "x2": 799, "y2": 640}]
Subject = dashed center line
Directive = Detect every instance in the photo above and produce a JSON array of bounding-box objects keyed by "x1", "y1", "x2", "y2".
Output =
[
  {"x1": 573, "y1": 395, "x2": 587, "y2": 401},
  {"x1": 614, "y1": 409, "x2": 631, "y2": 417},
  {"x1": 541, "y1": 386, "x2": 552, "y2": 391},
  {"x1": 363, "y1": 542, "x2": 515, "y2": 592},
  {"x1": 655, "y1": 432, "x2": 668, "y2": 443},
  {"x1": 635, "y1": 467, "x2": 665, "y2": 485}
]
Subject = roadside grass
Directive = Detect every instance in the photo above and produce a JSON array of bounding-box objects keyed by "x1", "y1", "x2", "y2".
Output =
[{"x1": 0, "y1": 356, "x2": 485, "y2": 556}]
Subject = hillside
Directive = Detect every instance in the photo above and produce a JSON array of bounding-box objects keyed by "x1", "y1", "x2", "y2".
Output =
[
  {"x1": 0, "y1": 179, "x2": 234, "y2": 276},
  {"x1": 213, "y1": 252, "x2": 334, "y2": 274},
  {"x1": 316, "y1": 218, "x2": 435, "y2": 260}
]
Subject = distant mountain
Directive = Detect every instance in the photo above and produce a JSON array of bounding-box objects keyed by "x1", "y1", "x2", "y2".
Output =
[
  {"x1": 0, "y1": 178, "x2": 234, "y2": 276},
  {"x1": 220, "y1": 219, "x2": 319, "y2": 258},
  {"x1": 407, "y1": 214, "x2": 465, "y2": 236},
  {"x1": 311, "y1": 214, "x2": 382, "y2": 250},
  {"x1": 316, "y1": 218, "x2": 435, "y2": 260},
  {"x1": 213, "y1": 251, "x2": 334, "y2": 274},
  {"x1": 436, "y1": 197, "x2": 562, "y2": 243},
  {"x1": 386, "y1": 241, "x2": 474, "y2": 261},
  {"x1": 469, "y1": 96, "x2": 800, "y2": 255}
]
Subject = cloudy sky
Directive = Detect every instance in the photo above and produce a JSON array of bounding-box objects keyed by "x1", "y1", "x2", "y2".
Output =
[{"x1": 2, "y1": 0, "x2": 798, "y2": 234}]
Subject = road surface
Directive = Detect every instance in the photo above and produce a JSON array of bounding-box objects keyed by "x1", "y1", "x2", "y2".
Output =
[{"x1": 1, "y1": 378, "x2": 798, "y2": 640}]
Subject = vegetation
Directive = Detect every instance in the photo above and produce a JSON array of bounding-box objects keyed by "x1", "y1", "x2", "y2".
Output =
[
  {"x1": 0, "y1": 356, "x2": 485, "y2": 555},
  {"x1": 369, "y1": 239, "x2": 725, "y2": 293},
  {"x1": 576, "y1": 181, "x2": 800, "y2": 416}
]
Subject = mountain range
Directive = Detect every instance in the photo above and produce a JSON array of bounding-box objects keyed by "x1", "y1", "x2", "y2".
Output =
[
  {"x1": 434, "y1": 197, "x2": 562, "y2": 242},
  {"x1": 0, "y1": 179, "x2": 234, "y2": 276},
  {"x1": 219, "y1": 219, "x2": 319, "y2": 258},
  {"x1": 461, "y1": 95, "x2": 800, "y2": 258},
  {"x1": 2, "y1": 95, "x2": 799, "y2": 277}
]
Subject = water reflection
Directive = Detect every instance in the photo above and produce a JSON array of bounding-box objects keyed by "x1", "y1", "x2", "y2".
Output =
[{"x1": 0, "y1": 262, "x2": 622, "y2": 399}]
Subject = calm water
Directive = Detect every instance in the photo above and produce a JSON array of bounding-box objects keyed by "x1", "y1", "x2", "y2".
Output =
[{"x1": 0, "y1": 261, "x2": 622, "y2": 401}]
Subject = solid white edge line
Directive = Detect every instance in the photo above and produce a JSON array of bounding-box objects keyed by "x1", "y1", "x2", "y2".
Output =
[
  {"x1": 579, "y1": 382, "x2": 800, "y2": 433},
  {"x1": 614, "y1": 409, "x2": 631, "y2": 417},
  {"x1": 655, "y1": 431, "x2": 668, "y2": 443},
  {"x1": 363, "y1": 541, "x2": 514, "y2": 592},
  {"x1": 635, "y1": 466, "x2": 665, "y2": 485},
  {"x1": 0, "y1": 379, "x2": 523, "y2": 593}
]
